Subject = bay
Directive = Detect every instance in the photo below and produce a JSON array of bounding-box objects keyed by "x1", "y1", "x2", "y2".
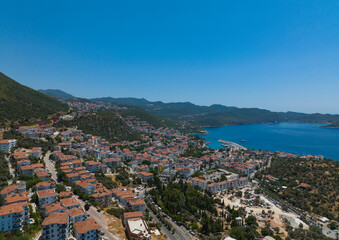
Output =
[{"x1": 202, "y1": 122, "x2": 339, "y2": 160}]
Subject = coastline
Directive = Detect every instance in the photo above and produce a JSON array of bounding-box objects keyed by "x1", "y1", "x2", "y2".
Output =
[
  {"x1": 200, "y1": 121, "x2": 338, "y2": 129},
  {"x1": 199, "y1": 122, "x2": 339, "y2": 161},
  {"x1": 320, "y1": 125, "x2": 339, "y2": 129}
]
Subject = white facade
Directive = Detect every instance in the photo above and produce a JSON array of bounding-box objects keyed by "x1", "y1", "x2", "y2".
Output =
[
  {"x1": 42, "y1": 222, "x2": 71, "y2": 240},
  {"x1": 0, "y1": 139, "x2": 17, "y2": 153},
  {"x1": 75, "y1": 229, "x2": 102, "y2": 240},
  {"x1": 0, "y1": 203, "x2": 29, "y2": 232},
  {"x1": 42, "y1": 212, "x2": 71, "y2": 240},
  {"x1": 192, "y1": 178, "x2": 207, "y2": 190},
  {"x1": 37, "y1": 190, "x2": 58, "y2": 207}
]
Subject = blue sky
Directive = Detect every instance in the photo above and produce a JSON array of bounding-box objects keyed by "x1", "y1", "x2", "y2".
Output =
[{"x1": 1, "y1": 0, "x2": 338, "y2": 114}]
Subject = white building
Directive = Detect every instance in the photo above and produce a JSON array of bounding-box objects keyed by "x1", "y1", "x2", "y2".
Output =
[
  {"x1": 37, "y1": 189, "x2": 58, "y2": 207},
  {"x1": 42, "y1": 212, "x2": 71, "y2": 240},
  {"x1": 126, "y1": 218, "x2": 151, "y2": 240},
  {"x1": 0, "y1": 139, "x2": 17, "y2": 153},
  {"x1": 191, "y1": 177, "x2": 207, "y2": 190},
  {"x1": 74, "y1": 218, "x2": 103, "y2": 240},
  {"x1": 0, "y1": 202, "x2": 30, "y2": 232}
]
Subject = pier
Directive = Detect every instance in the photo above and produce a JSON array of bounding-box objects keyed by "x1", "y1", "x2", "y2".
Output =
[{"x1": 218, "y1": 140, "x2": 247, "y2": 150}]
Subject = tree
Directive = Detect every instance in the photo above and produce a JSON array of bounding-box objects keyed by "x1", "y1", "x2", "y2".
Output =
[
  {"x1": 245, "y1": 215, "x2": 258, "y2": 227},
  {"x1": 236, "y1": 191, "x2": 243, "y2": 198},
  {"x1": 261, "y1": 227, "x2": 274, "y2": 236},
  {"x1": 273, "y1": 227, "x2": 280, "y2": 234},
  {"x1": 55, "y1": 183, "x2": 66, "y2": 193},
  {"x1": 230, "y1": 226, "x2": 259, "y2": 240},
  {"x1": 327, "y1": 222, "x2": 336, "y2": 230},
  {"x1": 84, "y1": 203, "x2": 90, "y2": 211}
]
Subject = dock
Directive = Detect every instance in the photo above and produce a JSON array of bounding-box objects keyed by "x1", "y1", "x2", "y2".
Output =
[{"x1": 218, "y1": 140, "x2": 247, "y2": 150}]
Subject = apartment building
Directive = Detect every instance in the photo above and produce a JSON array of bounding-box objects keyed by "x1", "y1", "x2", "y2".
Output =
[
  {"x1": 126, "y1": 218, "x2": 151, "y2": 240},
  {"x1": 85, "y1": 161, "x2": 100, "y2": 172},
  {"x1": 91, "y1": 188, "x2": 112, "y2": 208},
  {"x1": 74, "y1": 218, "x2": 103, "y2": 240},
  {"x1": 138, "y1": 171, "x2": 153, "y2": 182},
  {"x1": 42, "y1": 212, "x2": 71, "y2": 240},
  {"x1": 37, "y1": 189, "x2": 58, "y2": 207},
  {"x1": 0, "y1": 202, "x2": 30, "y2": 232},
  {"x1": 191, "y1": 177, "x2": 208, "y2": 190},
  {"x1": 0, "y1": 182, "x2": 26, "y2": 200},
  {"x1": 127, "y1": 199, "x2": 146, "y2": 213},
  {"x1": 0, "y1": 139, "x2": 17, "y2": 153},
  {"x1": 123, "y1": 211, "x2": 143, "y2": 225}
]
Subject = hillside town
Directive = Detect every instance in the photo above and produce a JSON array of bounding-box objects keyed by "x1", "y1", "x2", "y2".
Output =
[{"x1": 0, "y1": 102, "x2": 337, "y2": 240}]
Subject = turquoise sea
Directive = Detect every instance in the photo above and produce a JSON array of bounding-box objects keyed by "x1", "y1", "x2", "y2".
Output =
[{"x1": 202, "y1": 122, "x2": 339, "y2": 161}]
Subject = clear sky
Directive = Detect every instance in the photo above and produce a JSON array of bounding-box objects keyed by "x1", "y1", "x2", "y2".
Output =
[{"x1": 1, "y1": 0, "x2": 338, "y2": 114}]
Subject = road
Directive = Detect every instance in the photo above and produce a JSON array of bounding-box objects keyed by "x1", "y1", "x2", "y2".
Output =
[
  {"x1": 31, "y1": 230, "x2": 42, "y2": 240},
  {"x1": 75, "y1": 196, "x2": 121, "y2": 240},
  {"x1": 44, "y1": 151, "x2": 122, "y2": 240},
  {"x1": 44, "y1": 151, "x2": 58, "y2": 182},
  {"x1": 165, "y1": 215, "x2": 195, "y2": 240},
  {"x1": 148, "y1": 210, "x2": 177, "y2": 240},
  {"x1": 146, "y1": 196, "x2": 195, "y2": 240},
  {"x1": 5, "y1": 155, "x2": 15, "y2": 185}
]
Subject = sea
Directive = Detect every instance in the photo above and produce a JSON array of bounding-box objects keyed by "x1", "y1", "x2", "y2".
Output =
[{"x1": 201, "y1": 122, "x2": 339, "y2": 161}]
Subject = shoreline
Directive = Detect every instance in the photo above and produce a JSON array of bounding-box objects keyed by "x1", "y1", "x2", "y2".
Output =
[
  {"x1": 200, "y1": 121, "x2": 336, "y2": 129},
  {"x1": 198, "y1": 122, "x2": 339, "y2": 161},
  {"x1": 320, "y1": 125, "x2": 339, "y2": 129}
]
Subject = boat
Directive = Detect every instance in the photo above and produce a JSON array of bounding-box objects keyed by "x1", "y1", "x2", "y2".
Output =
[{"x1": 241, "y1": 139, "x2": 246, "y2": 142}]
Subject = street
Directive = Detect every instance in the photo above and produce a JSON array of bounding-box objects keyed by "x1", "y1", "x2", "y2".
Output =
[
  {"x1": 31, "y1": 230, "x2": 42, "y2": 240},
  {"x1": 44, "y1": 151, "x2": 122, "y2": 240},
  {"x1": 75, "y1": 196, "x2": 122, "y2": 240},
  {"x1": 5, "y1": 155, "x2": 15, "y2": 185},
  {"x1": 146, "y1": 196, "x2": 195, "y2": 240},
  {"x1": 148, "y1": 210, "x2": 177, "y2": 240},
  {"x1": 43, "y1": 151, "x2": 58, "y2": 182}
]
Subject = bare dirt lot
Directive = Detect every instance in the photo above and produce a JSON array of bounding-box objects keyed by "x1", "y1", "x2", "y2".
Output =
[
  {"x1": 219, "y1": 187, "x2": 305, "y2": 236},
  {"x1": 106, "y1": 213, "x2": 127, "y2": 240}
]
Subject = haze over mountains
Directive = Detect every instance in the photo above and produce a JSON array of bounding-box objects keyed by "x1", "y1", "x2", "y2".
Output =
[
  {"x1": 38, "y1": 89, "x2": 75, "y2": 100},
  {"x1": 37, "y1": 87, "x2": 339, "y2": 128},
  {"x1": 1, "y1": 72, "x2": 338, "y2": 128}
]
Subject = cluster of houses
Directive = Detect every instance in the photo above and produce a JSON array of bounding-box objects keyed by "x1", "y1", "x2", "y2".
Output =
[
  {"x1": 2, "y1": 144, "x2": 105, "y2": 240},
  {"x1": 17, "y1": 127, "x2": 57, "y2": 139},
  {"x1": 66, "y1": 99, "x2": 122, "y2": 112},
  {"x1": 0, "y1": 182, "x2": 30, "y2": 232},
  {"x1": 275, "y1": 151, "x2": 324, "y2": 160},
  {"x1": 2, "y1": 101, "x2": 331, "y2": 240},
  {"x1": 54, "y1": 150, "x2": 114, "y2": 208},
  {"x1": 35, "y1": 181, "x2": 103, "y2": 240},
  {"x1": 191, "y1": 176, "x2": 249, "y2": 193},
  {"x1": 13, "y1": 147, "x2": 50, "y2": 181}
]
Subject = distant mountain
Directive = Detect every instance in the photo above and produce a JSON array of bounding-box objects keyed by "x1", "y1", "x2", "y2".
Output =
[
  {"x1": 38, "y1": 89, "x2": 75, "y2": 100},
  {"x1": 92, "y1": 97, "x2": 339, "y2": 127},
  {"x1": 0, "y1": 73, "x2": 68, "y2": 124}
]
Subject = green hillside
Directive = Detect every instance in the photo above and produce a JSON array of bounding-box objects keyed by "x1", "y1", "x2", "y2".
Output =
[
  {"x1": 55, "y1": 111, "x2": 140, "y2": 143},
  {"x1": 0, "y1": 73, "x2": 69, "y2": 125},
  {"x1": 92, "y1": 97, "x2": 339, "y2": 127},
  {"x1": 38, "y1": 89, "x2": 75, "y2": 100}
]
